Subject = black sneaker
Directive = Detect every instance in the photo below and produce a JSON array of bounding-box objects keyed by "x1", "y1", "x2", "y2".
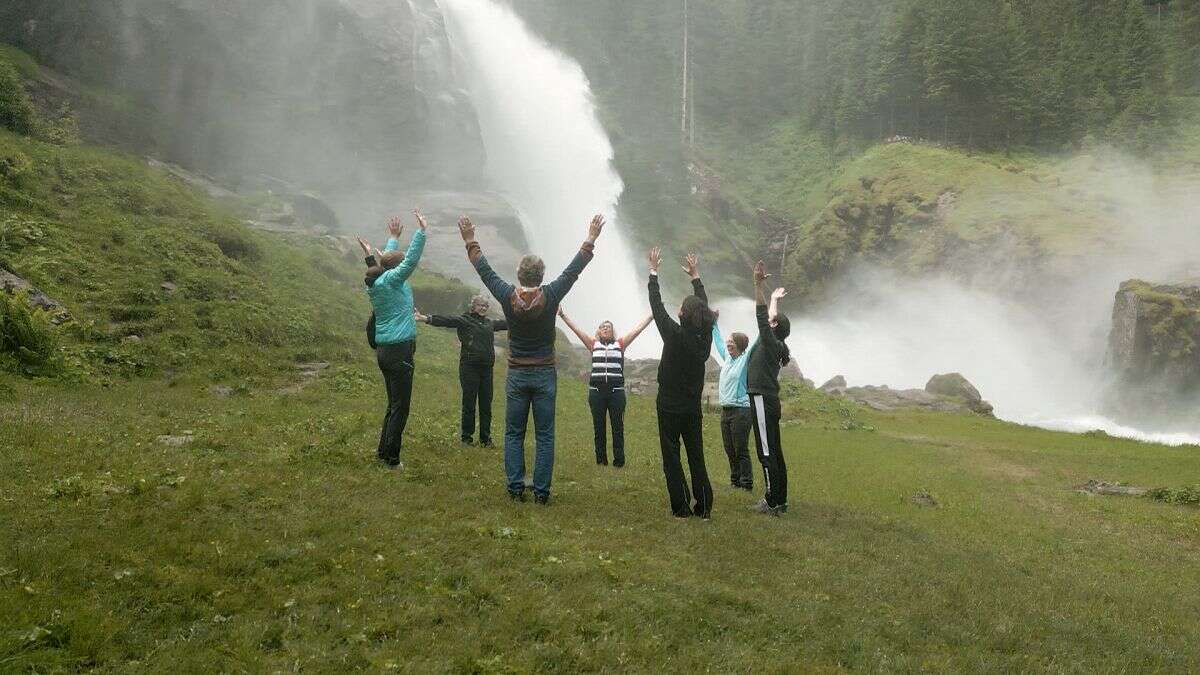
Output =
[
  {"x1": 612, "y1": 461, "x2": 625, "y2": 469},
  {"x1": 508, "y1": 490, "x2": 526, "y2": 502},
  {"x1": 480, "y1": 440, "x2": 495, "y2": 448},
  {"x1": 533, "y1": 493, "x2": 550, "y2": 506},
  {"x1": 461, "y1": 438, "x2": 474, "y2": 447}
]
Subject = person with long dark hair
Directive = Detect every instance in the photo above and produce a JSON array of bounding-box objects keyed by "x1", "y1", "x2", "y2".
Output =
[
  {"x1": 746, "y1": 260, "x2": 792, "y2": 515},
  {"x1": 557, "y1": 308, "x2": 653, "y2": 467},
  {"x1": 356, "y1": 210, "x2": 428, "y2": 469},
  {"x1": 647, "y1": 248, "x2": 715, "y2": 518}
]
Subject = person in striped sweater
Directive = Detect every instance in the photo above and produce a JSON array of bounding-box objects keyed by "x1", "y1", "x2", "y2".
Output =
[{"x1": 557, "y1": 308, "x2": 653, "y2": 467}]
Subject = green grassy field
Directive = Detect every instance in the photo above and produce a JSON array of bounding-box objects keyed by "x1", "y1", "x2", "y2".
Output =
[
  {"x1": 3, "y1": 50, "x2": 1200, "y2": 673},
  {"x1": 4, "y1": 347, "x2": 1200, "y2": 672}
]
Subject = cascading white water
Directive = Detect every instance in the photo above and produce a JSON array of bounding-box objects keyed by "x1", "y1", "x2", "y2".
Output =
[{"x1": 440, "y1": 0, "x2": 657, "y2": 356}]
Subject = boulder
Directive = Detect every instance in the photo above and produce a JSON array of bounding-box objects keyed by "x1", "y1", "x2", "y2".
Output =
[
  {"x1": 819, "y1": 375, "x2": 847, "y2": 396},
  {"x1": 925, "y1": 373, "x2": 994, "y2": 416},
  {"x1": 843, "y1": 385, "x2": 964, "y2": 413},
  {"x1": 0, "y1": 267, "x2": 70, "y2": 324},
  {"x1": 1105, "y1": 279, "x2": 1200, "y2": 425}
]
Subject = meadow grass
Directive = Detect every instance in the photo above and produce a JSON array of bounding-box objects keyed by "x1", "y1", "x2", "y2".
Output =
[
  {"x1": 3, "y1": 73, "x2": 1200, "y2": 674},
  {"x1": 3, "y1": 338, "x2": 1199, "y2": 672}
]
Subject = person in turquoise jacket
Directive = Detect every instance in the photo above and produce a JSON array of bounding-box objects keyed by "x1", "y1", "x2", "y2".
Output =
[
  {"x1": 712, "y1": 319, "x2": 756, "y2": 490},
  {"x1": 358, "y1": 209, "x2": 427, "y2": 468}
]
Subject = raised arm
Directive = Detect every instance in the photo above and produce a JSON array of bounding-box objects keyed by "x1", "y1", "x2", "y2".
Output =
[
  {"x1": 620, "y1": 314, "x2": 654, "y2": 348},
  {"x1": 459, "y1": 216, "x2": 514, "y2": 305},
  {"x1": 383, "y1": 216, "x2": 403, "y2": 252},
  {"x1": 357, "y1": 236, "x2": 377, "y2": 268},
  {"x1": 769, "y1": 287, "x2": 787, "y2": 322},
  {"x1": 382, "y1": 210, "x2": 428, "y2": 286},
  {"x1": 648, "y1": 247, "x2": 679, "y2": 338},
  {"x1": 681, "y1": 252, "x2": 708, "y2": 304},
  {"x1": 544, "y1": 214, "x2": 604, "y2": 303},
  {"x1": 753, "y1": 260, "x2": 783, "y2": 356},
  {"x1": 711, "y1": 322, "x2": 729, "y2": 364},
  {"x1": 556, "y1": 307, "x2": 596, "y2": 350}
]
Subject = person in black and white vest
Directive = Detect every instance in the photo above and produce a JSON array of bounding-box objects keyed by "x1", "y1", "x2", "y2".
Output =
[{"x1": 557, "y1": 307, "x2": 653, "y2": 467}]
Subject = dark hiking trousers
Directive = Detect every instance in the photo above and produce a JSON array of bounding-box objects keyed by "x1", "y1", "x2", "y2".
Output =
[
  {"x1": 750, "y1": 393, "x2": 787, "y2": 508},
  {"x1": 657, "y1": 408, "x2": 713, "y2": 518},
  {"x1": 460, "y1": 362, "x2": 494, "y2": 444},
  {"x1": 376, "y1": 341, "x2": 416, "y2": 465},
  {"x1": 589, "y1": 385, "x2": 627, "y2": 466},
  {"x1": 721, "y1": 406, "x2": 754, "y2": 489}
]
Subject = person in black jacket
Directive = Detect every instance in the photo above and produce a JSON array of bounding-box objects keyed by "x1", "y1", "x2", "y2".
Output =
[
  {"x1": 415, "y1": 295, "x2": 509, "y2": 447},
  {"x1": 746, "y1": 260, "x2": 792, "y2": 516},
  {"x1": 647, "y1": 247, "x2": 715, "y2": 519}
]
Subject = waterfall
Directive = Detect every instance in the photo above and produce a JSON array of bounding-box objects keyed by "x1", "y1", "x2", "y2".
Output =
[{"x1": 440, "y1": 0, "x2": 658, "y2": 356}]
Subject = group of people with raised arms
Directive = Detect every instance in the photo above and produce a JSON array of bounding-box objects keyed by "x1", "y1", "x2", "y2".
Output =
[{"x1": 359, "y1": 209, "x2": 792, "y2": 517}]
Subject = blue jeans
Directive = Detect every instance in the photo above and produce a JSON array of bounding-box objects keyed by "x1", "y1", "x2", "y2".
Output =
[{"x1": 504, "y1": 366, "x2": 557, "y2": 498}]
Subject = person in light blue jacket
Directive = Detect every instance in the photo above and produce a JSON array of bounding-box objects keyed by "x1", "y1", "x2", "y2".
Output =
[
  {"x1": 358, "y1": 209, "x2": 427, "y2": 468},
  {"x1": 712, "y1": 319, "x2": 756, "y2": 490}
]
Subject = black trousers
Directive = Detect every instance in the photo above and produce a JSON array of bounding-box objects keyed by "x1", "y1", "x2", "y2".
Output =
[
  {"x1": 720, "y1": 406, "x2": 754, "y2": 489},
  {"x1": 459, "y1": 362, "x2": 494, "y2": 444},
  {"x1": 588, "y1": 385, "x2": 627, "y2": 466},
  {"x1": 749, "y1": 394, "x2": 787, "y2": 508},
  {"x1": 376, "y1": 341, "x2": 415, "y2": 464},
  {"x1": 657, "y1": 408, "x2": 712, "y2": 518}
]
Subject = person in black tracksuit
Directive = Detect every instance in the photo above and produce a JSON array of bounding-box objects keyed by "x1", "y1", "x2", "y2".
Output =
[
  {"x1": 746, "y1": 260, "x2": 792, "y2": 516},
  {"x1": 416, "y1": 296, "x2": 508, "y2": 446},
  {"x1": 557, "y1": 308, "x2": 653, "y2": 467},
  {"x1": 647, "y1": 248, "x2": 715, "y2": 519}
]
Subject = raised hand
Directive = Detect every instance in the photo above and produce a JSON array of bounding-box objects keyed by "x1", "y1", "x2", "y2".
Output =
[
  {"x1": 412, "y1": 208, "x2": 428, "y2": 231},
  {"x1": 753, "y1": 260, "x2": 770, "y2": 285},
  {"x1": 387, "y1": 216, "x2": 404, "y2": 238},
  {"x1": 356, "y1": 236, "x2": 372, "y2": 257},
  {"x1": 771, "y1": 287, "x2": 788, "y2": 301},
  {"x1": 457, "y1": 215, "x2": 476, "y2": 242},
  {"x1": 681, "y1": 253, "x2": 700, "y2": 279},
  {"x1": 648, "y1": 246, "x2": 662, "y2": 273},
  {"x1": 587, "y1": 214, "x2": 605, "y2": 243}
]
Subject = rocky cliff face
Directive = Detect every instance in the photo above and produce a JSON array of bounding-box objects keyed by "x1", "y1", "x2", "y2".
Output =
[
  {"x1": 0, "y1": 0, "x2": 486, "y2": 200},
  {"x1": 1106, "y1": 279, "x2": 1200, "y2": 423}
]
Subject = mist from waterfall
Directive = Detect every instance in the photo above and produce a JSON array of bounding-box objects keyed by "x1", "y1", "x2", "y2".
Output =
[
  {"x1": 711, "y1": 149, "x2": 1200, "y2": 447},
  {"x1": 440, "y1": 0, "x2": 657, "y2": 356}
]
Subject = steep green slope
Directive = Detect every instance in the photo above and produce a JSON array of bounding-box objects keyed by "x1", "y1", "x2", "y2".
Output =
[{"x1": 0, "y1": 127, "x2": 474, "y2": 383}]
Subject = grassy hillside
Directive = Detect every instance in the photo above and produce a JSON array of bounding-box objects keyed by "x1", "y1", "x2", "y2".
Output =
[
  {"x1": 697, "y1": 96, "x2": 1200, "y2": 302},
  {"x1": 0, "y1": 127, "x2": 476, "y2": 383}
]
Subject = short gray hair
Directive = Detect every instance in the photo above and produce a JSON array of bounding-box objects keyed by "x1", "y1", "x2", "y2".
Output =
[{"x1": 516, "y1": 255, "x2": 545, "y2": 287}]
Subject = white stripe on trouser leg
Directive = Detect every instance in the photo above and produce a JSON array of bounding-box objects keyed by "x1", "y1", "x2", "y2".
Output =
[
  {"x1": 753, "y1": 395, "x2": 771, "y2": 456},
  {"x1": 753, "y1": 395, "x2": 772, "y2": 495}
]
